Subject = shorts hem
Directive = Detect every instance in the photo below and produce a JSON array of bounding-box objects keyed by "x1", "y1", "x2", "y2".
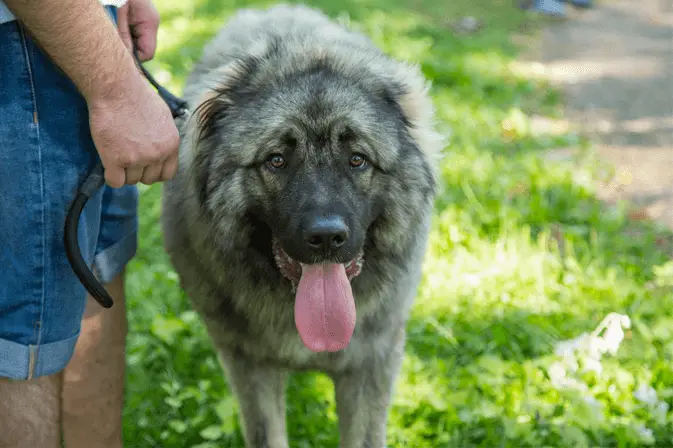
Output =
[
  {"x1": 0, "y1": 332, "x2": 79, "y2": 380},
  {"x1": 94, "y1": 230, "x2": 138, "y2": 284}
]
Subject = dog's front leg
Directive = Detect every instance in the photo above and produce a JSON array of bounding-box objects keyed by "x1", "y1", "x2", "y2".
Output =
[
  {"x1": 219, "y1": 350, "x2": 289, "y2": 448},
  {"x1": 332, "y1": 333, "x2": 405, "y2": 448}
]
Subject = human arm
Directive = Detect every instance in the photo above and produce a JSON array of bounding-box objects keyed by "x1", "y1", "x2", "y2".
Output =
[{"x1": 4, "y1": 0, "x2": 179, "y2": 187}]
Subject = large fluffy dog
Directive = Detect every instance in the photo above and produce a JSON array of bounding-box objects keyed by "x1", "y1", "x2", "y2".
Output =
[{"x1": 161, "y1": 4, "x2": 442, "y2": 447}]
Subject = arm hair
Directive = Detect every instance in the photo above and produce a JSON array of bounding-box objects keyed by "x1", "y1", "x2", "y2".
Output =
[{"x1": 5, "y1": 0, "x2": 143, "y2": 103}]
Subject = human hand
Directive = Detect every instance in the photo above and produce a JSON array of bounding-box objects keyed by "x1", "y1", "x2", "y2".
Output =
[
  {"x1": 87, "y1": 70, "x2": 180, "y2": 188},
  {"x1": 116, "y1": 0, "x2": 160, "y2": 61}
]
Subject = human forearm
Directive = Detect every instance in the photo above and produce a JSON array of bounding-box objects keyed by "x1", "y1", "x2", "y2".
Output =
[{"x1": 5, "y1": 0, "x2": 142, "y2": 104}]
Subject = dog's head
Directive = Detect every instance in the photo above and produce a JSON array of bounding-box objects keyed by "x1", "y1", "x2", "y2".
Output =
[{"x1": 187, "y1": 38, "x2": 442, "y2": 352}]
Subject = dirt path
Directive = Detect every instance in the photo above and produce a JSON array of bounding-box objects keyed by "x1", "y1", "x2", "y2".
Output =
[{"x1": 534, "y1": 0, "x2": 673, "y2": 227}]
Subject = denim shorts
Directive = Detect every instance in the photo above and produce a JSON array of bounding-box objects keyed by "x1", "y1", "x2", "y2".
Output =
[{"x1": 0, "y1": 6, "x2": 138, "y2": 380}]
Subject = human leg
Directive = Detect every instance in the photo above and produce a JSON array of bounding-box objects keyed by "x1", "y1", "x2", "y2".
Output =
[
  {"x1": 60, "y1": 273, "x2": 129, "y2": 448},
  {"x1": 0, "y1": 5, "x2": 137, "y2": 447},
  {"x1": 61, "y1": 181, "x2": 138, "y2": 448},
  {"x1": 0, "y1": 374, "x2": 62, "y2": 448},
  {"x1": 0, "y1": 17, "x2": 102, "y2": 447}
]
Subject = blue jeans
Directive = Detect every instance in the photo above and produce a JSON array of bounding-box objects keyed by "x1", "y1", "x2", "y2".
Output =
[{"x1": 0, "y1": 6, "x2": 138, "y2": 380}]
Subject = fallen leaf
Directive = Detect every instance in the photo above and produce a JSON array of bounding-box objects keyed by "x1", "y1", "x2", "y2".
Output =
[{"x1": 628, "y1": 208, "x2": 650, "y2": 221}]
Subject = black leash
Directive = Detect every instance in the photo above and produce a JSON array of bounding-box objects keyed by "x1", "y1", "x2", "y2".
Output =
[{"x1": 64, "y1": 51, "x2": 189, "y2": 308}]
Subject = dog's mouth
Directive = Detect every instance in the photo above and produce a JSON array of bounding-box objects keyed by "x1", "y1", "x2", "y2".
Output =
[{"x1": 272, "y1": 238, "x2": 364, "y2": 353}]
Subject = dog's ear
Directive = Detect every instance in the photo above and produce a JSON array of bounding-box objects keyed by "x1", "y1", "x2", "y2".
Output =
[
  {"x1": 188, "y1": 50, "x2": 268, "y2": 212},
  {"x1": 373, "y1": 61, "x2": 445, "y2": 167},
  {"x1": 192, "y1": 57, "x2": 260, "y2": 145},
  {"x1": 193, "y1": 88, "x2": 230, "y2": 145}
]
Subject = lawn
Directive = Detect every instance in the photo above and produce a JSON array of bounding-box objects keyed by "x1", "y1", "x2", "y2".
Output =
[{"x1": 123, "y1": 0, "x2": 673, "y2": 446}]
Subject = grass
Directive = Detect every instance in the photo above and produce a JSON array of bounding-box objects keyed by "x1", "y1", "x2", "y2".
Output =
[{"x1": 123, "y1": 0, "x2": 673, "y2": 446}]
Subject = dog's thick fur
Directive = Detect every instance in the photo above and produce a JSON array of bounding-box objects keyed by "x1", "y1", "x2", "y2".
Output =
[{"x1": 161, "y1": 4, "x2": 442, "y2": 447}]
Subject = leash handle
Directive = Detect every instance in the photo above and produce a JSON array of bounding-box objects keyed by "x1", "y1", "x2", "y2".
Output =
[{"x1": 64, "y1": 162, "x2": 113, "y2": 307}]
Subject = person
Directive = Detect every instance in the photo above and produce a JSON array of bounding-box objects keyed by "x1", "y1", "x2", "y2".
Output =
[
  {"x1": 0, "y1": 0, "x2": 180, "y2": 446},
  {"x1": 521, "y1": 0, "x2": 593, "y2": 16}
]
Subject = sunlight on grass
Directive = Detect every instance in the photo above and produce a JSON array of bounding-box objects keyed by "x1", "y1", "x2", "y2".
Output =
[{"x1": 122, "y1": 0, "x2": 673, "y2": 447}]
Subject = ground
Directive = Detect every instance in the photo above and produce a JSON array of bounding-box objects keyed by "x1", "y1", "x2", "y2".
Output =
[
  {"x1": 536, "y1": 0, "x2": 673, "y2": 228},
  {"x1": 121, "y1": 0, "x2": 673, "y2": 446}
]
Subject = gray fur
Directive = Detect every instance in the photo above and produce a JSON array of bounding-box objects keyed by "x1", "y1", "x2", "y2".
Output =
[{"x1": 161, "y1": 4, "x2": 441, "y2": 447}]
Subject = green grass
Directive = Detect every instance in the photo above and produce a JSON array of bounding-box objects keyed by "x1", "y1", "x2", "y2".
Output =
[{"x1": 123, "y1": 0, "x2": 673, "y2": 446}]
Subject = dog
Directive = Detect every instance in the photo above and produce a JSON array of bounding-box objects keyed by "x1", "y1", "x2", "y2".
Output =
[{"x1": 161, "y1": 4, "x2": 443, "y2": 447}]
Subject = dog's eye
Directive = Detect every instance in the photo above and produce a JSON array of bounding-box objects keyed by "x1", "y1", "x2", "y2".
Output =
[
  {"x1": 267, "y1": 154, "x2": 286, "y2": 170},
  {"x1": 349, "y1": 153, "x2": 366, "y2": 169}
]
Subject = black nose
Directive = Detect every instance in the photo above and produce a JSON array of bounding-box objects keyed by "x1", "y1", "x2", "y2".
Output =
[{"x1": 303, "y1": 216, "x2": 349, "y2": 254}]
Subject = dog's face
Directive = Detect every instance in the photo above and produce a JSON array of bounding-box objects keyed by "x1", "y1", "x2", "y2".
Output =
[
  {"x1": 253, "y1": 86, "x2": 381, "y2": 266},
  {"x1": 191, "y1": 55, "x2": 437, "y2": 287}
]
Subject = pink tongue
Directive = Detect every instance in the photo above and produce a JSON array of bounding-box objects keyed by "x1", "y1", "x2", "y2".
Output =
[{"x1": 294, "y1": 263, "x2": 356, "y2": 352}]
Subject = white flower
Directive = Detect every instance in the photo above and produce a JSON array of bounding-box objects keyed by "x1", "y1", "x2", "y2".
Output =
[
  {"x1": 601, "y1": 321, "x2": 625, "y2": 355},
  {"x1": 584, "y1": 334, "x2": 605, "y2": 359},
  {"x1": 548, "y1": 361, "x2": 588, "y2": 391},
  {"x1": 583, "y1": 357, "x2": 603, "y2": 375},
  {"x1": 554, "y1": 335, "x2": 584, "y2": 357},
  {"x1": 655, "y1": 401, "x2": 670, "y2": 423},
  {"x1": 637, "y1": 424, "x2": 654, "y2": 443},
  {"x1": 548, "y1": 362, "x2": 566, "y2": 382},
  {"x1": 634, "y1": 385, "x2": 659, "y2": 406},
  {"x1": 562, "y1": 354, "x2": 579, "y2": 374},
  {"x1": 463, "y1": 273, "x2": 481, "y2": 287},
  {"x1": 549, "y1": 313, "x2": 631, "y2": 392},
  {"x1": 657, "y1": 401, "x2": 669, "y2": 414},
  {"x1": 583, "y1": 395, "x2": 599, "y2": 407}
]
